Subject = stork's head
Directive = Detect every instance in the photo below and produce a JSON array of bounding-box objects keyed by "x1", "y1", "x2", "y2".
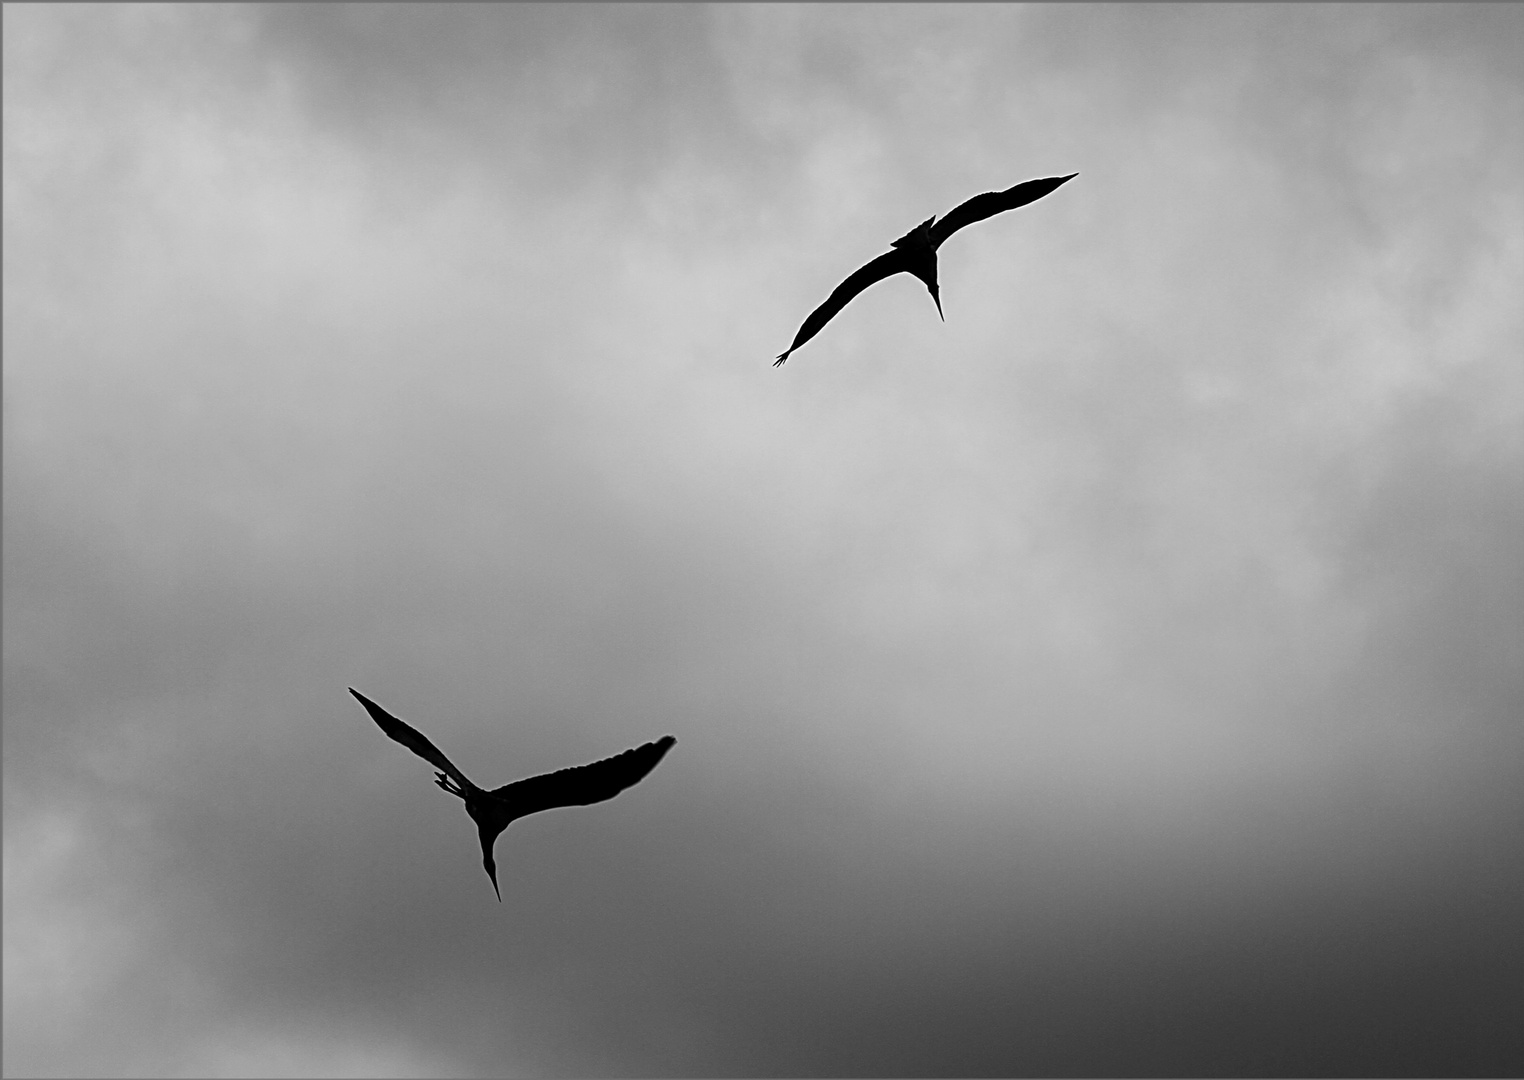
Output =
[
  {"x1": 482, "y1": 849, "x2": 501, "y2": 902},
  {"x1": 468, "y1": 799, "x2": 511, "y2": 902}
]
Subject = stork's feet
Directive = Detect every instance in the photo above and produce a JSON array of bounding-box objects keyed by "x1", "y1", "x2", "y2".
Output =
[{"x1": 434, "y1": 772, "x2": 467, "y2": 798}]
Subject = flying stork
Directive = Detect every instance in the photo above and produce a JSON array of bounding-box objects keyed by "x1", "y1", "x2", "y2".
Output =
[
  {"x1": 775, "y1": 172, "x2": 1077, "y2": 365},
  {"x1": 350, "y1": 687, "x2": 676, "y2": 901}
]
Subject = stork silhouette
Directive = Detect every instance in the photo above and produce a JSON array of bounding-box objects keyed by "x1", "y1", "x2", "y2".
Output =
[
  {"x1": 774, "y1": 172, "x2": 1077, "y2": 365},
  {"x1": 350, "y1": 688, "x2": 676, "y2": 900}
]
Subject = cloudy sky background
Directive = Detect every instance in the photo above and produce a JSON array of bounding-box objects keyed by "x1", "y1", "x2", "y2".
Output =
[{"x1": 5, "y1": 4, "x2": 1521, "y2": 1076}]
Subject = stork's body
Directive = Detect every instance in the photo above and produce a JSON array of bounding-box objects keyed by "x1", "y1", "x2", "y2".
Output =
[
  {"x1": 774, "y1": 173, "x2": 1077, "y2": 365},
  {"x1": 350, "y1": 688, "x2": 676, "y2": 900},
  {"x1": 890, "y1": 217, "x2": 944, "y2": 320}
]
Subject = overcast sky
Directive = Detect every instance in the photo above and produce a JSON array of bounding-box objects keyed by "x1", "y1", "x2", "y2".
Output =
[{"x1": 4, "y1": 4, "x2": 1522, "y2": 1077}]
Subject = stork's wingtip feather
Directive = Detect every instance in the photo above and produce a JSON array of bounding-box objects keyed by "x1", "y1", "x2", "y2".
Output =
[{"x1": 774, "y1": 352, "x2": 789, "y2": 366}]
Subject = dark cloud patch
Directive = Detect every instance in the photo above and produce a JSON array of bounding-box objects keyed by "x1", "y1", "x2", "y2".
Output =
[{"x1": 247, "y1": 5, "x2": 764, "y2": 210}]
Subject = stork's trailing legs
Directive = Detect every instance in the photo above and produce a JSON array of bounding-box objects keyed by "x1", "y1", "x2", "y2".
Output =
[{"x1": 434, "y1": 772, "x2": 467, "y2": 798}]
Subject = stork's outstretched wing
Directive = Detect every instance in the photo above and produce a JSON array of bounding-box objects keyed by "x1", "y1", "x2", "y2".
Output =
[
  {"x1": 491, "y1": 735, "x2": 676, "y2": 818},
  {"x1": 928, "y1": 173, "x2": 1077, "y2": 250},
  {"x1": 775, "y1": 248, "x2": 914, "y2": 365},
  {"x1": 350, "y1": 687, "x2": 478, "y2": 794}
]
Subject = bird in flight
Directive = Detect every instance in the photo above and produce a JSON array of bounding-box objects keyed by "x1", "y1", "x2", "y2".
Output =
[
  {"x1": 350, "y1": 687, "x2": 676, "y2": 900},
  {"x1": 774, "y1": 172, "x2": 1077, "y2": 366}
]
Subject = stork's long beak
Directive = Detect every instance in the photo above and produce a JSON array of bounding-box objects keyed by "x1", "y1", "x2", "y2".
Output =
[
  {"x1": 932, "y1": 287, "x2": 944, "y2": 322},
  {"x1": 478, "y1": 824, "x2": 503, "y2": 902},
  {"x1": 484, "y1": 854, "x2": 501, "y2": 902}
]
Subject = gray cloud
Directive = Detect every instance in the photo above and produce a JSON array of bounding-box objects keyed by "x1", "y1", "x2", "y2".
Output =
[{"x1": 5, "y1": 4, "x2": 1522, "y2": 1076}]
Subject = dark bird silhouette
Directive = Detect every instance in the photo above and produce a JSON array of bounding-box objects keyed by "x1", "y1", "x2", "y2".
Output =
[
  {"x1": 774, "y1": 172, "x2": 1078, "y2": 365},
  {"x1": 349, "y1": 687, "x2": 676, "y2": 901}
]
